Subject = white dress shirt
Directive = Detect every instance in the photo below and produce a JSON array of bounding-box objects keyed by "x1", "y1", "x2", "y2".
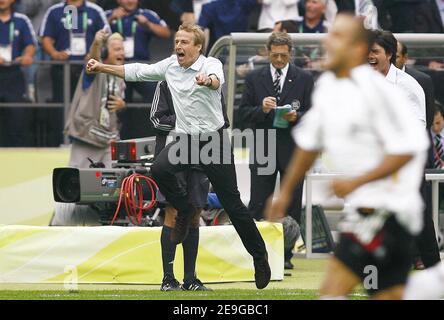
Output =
[
  {"x1": 294, "y1": 64, "x2": 429, "y2": 236},
  {"x1": 258, "y1": 0, "x2": 300, "y2": 30},
  {"x1": 385, "y1": 64, "x2": 426, "y2": 127},
  {"x1": 436, "y1": 0, "x2": 444, "y2": 29},
  {"x1": 124, "y1": 54, "x2": 225, "y2": 135},
  {"x1": 270, "y1": 63, "x2": 289, "y2": 93}
]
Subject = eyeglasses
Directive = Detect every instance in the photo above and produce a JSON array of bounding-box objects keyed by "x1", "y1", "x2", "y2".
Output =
[{"x1": 270, "y1": 52, "x2": 291, "y2": 59}]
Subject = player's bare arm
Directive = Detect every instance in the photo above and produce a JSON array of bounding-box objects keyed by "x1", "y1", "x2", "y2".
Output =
[
  {"x1": 265, "y1": 148, "x2": 319, "y2": 222},
  {"x1": 332, "y1": 154, "x2": 413, "y2": 198}
]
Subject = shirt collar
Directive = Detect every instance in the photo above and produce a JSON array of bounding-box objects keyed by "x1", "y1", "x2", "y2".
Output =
[
  {"x1": 431, "y1": 128, "x2": 444, "y2": 139},
  {"x1": 188, "y1": 54, "x2": 205, "y2": 71},
  {"x1": 385, "y1": 64, "x2": 398, "y2": 84},
  {"x1": 270, "y1": 63, "x2": 289, "y2": 79}
]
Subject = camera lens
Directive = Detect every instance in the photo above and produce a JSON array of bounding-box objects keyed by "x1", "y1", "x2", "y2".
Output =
[{"x1": 53, "y1": 168, "x2": 80, "y2": 203}]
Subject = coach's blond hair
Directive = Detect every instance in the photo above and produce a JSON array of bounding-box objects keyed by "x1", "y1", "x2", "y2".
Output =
[{"x1": 178, "y1": 23, "x2": 205, "y2": 54}]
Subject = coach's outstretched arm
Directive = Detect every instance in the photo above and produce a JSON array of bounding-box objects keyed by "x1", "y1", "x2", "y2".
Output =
[{"x1": 87, "y1": 58, "x2": 125, "y2": 78}]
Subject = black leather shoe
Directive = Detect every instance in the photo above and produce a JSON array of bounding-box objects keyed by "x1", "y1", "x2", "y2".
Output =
[
  {"x1": 254, "y1": 253, "x2": 271, "y2": 289},
  {"x1": 284, "y1": 260, "x2": 294, "y2": 270},
  {"x1": 160, "y1": 275, "x2": 183, "y2": 291},
  {"x1": 182, "y1": 278, "x2": 213, "y2": 291}
]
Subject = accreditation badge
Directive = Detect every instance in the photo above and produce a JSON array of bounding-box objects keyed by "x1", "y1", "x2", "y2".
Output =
[
  {"x1": 0, "y1": 44, "x2": 12, "y2": 63},
  {"x1": 123, "y1": 37, "x2": 135, "y2": 59},
  {"x1": 70, "y1": 32, "x2": 87, "y2": 56}
]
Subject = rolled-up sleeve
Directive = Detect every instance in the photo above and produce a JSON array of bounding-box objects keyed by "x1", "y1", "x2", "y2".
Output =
[
  {"x1": 124, "y1": 56, "x2": 172, "y2": 82},
  {"x1": 205, "y1": 57, "x2": 225, "y2": 86}
]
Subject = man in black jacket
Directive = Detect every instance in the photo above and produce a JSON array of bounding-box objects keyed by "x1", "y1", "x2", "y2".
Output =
[
  {"x1": 240, "y1": 32, "x2": 314, "y2": 269},
  {"x1": 396, "y1": 40, "x2": 442, "y2": 269},
  {"x1": 414, "y1": 0, "x2": 444, "y2": 33}
]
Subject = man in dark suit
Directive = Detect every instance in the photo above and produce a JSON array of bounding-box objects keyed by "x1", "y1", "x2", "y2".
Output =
[
  {"x1": 396, "y1": 41, "x2": 442, "y2": 269},
  {"x1": 376, "y1": 0, "x2": 422, "y2": 32},
  {"x1": 240, "y1": 32, "x2": 314, "y2": 269},
  {"x1": 415, "y1": 0, "x2": 444, "y2": 33}
]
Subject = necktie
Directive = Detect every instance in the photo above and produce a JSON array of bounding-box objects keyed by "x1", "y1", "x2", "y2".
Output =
[
  {"x1": 274, "y1": 69, "x2": 282, "y2": 103},
  {"x1": 434, "y1": 134, "x2": 444, "y2": 169}
]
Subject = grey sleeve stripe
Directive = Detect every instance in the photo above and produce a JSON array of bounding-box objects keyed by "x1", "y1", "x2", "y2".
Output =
[{"x1": 150, "y1": 82, "x2": 174, "y2": 131}]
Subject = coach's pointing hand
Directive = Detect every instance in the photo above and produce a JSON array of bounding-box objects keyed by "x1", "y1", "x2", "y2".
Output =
[
  {"x1": 86, "y1": 59, "x2": 102, "y2": 74},
  {"x1": 195, "y1": 73, "x2": 211, "y2": 86}
]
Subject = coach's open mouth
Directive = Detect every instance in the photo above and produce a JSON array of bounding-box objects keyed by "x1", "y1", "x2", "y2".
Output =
[{"x1": 368, "y1": 59, "x2": 378, "y2": 67}]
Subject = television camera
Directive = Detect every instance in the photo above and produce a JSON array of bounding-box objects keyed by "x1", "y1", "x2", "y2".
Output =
[{"x1": 52, "y1": 137, "x2": 161, "y2": 226}]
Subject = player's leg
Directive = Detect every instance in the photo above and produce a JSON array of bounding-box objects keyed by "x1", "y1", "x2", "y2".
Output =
[
  {"x1": 367, "y1": 215, "x2": 417, "y2": 300},
  {"x1": 372, "y1": 286, "x2": 405, "y2": 300},
  {"x1": 151, "y1": 138, "x2": 195, "y2": 244},
  {"x1": 160, "y1": 206, "x2": 182, "y2": 291},
  {"x1": 319, "y1": 257, "x2": 361, "y2": 299},
  {"x1": 181, "y1": 170, "x2": 212, "y2": 291}
]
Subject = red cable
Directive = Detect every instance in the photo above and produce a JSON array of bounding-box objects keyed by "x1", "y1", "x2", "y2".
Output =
[{"x1": 110, "y1": 173, "x2": 158, "y2": 226}]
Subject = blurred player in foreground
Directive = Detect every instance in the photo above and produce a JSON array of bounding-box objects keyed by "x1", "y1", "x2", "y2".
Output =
[{"x1": 265, "y1": 14, "x2": 444, "y2": 300}]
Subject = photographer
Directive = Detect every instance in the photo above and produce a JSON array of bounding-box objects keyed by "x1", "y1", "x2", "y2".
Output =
[{"x1": 65, "y1": 29, "x2": 126, "y2": 168}]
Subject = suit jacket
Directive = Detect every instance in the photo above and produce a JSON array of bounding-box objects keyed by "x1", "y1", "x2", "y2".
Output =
[
  {"x1": 415, "y1": 0, "x2": 444, "y2": 33},
  {"x1": 405, "y1": 66, "x2": 436, "y2": 129},
  {"x1": 334, "y1": 0, "x2": 355, "y2": 13},
  {"x1": 239, "y1": 63, "x2": 314, "y2": 167}
]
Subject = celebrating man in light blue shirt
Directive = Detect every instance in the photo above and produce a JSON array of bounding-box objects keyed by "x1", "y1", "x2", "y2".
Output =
[{"x1": 86, "y1": 22, "x2": 271, "y2": 290}]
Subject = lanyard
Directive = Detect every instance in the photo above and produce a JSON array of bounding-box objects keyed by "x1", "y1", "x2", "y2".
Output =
[
  {"x1": 116, "y1": 19, "x2": 137, "y2": 38},
  {"x1": 8, "y1": 22, "x2": 14, "y2": 44},
  {"x1": 66, "y1": 11, "x2": 88, "y2": 32},
  {"x1": 107, "y1": 75, "x2": 116, "y2": 96}
]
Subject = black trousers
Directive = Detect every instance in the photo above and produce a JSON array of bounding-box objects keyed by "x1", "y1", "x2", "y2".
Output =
[
  {"x1": 150, "y1": 129, "x2": 267, "y2": 260},
  {"x1": 417, "y1": 178, "x2": 441, "y2": 267},
  {"x1": 249, "y1": 156, "x2": 303, "y2": 224}
]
